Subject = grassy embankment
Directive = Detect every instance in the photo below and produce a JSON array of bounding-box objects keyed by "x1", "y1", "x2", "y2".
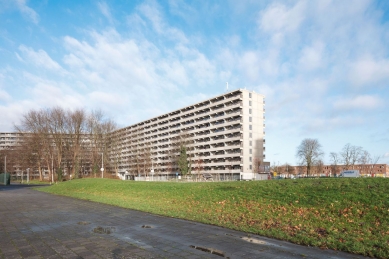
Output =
[{"x1": 38, "y1": 178, "x2": 389, "y2": 258}]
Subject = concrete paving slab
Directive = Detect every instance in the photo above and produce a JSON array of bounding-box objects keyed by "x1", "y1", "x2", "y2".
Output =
[{"x1": 1, "y1": 184, "x2": 369, "y2": 259}]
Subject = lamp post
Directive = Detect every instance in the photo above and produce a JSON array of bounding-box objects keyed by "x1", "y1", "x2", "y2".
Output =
[
  {"x1": 27, "y1": 168, "x2": 30, "y2": 184},
  {"x1": 4, "y1": 156, "x2": 6, "y2": 185},
  {"x1": 51, "y1": 155, "x2": 54, "y2": 184},
  {"x1": 101, "y1": 153, "x2": 104, "y2": 178},
  {"x1": 151, "y1": 159, "x2": 154, "y2": 181}
]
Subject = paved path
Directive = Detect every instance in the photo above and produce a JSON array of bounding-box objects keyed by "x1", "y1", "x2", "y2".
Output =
[{"x1": 0, "y1": 184, "x2": 368, "y2": 259}]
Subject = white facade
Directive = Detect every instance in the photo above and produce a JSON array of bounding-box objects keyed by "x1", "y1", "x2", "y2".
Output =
[
  {"x1": 0, "y1": 132, "x2": 20, "y2": 150},
  {"x1": 111, "y1": 89, "x2": 265, "y2": 180}
]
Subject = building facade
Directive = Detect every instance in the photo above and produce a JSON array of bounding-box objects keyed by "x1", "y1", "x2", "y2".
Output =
[
  {"x1": 0, "y1": 132, "x2": 20, "y2": 150},
  {"x1": 274, "y1": 164, "x2": 388, "y2": 178},
  {"x1": 112, "y1": 89, "x2": 266, "y2": 180}
]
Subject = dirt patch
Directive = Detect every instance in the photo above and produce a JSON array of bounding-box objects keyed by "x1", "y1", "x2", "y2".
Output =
[
  {"x1": 93, "y1": 226, "x2": 115, "y2": 234},
  {"x1": 190, "y1": 245, "x2": 229, "y2": 258},
  {"x1": 141, "y1": 225, "x2": 152, "y2": 228}
]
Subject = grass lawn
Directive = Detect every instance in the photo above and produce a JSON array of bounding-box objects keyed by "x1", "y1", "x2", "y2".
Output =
[
  {"x1": 12, "y1": 179, "x2": 50, "y2": 185},
  {"x1": 38, "y1": 178, "x2": 389, "y2": 258}
]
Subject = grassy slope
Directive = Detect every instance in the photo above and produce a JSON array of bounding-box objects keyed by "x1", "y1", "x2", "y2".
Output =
[{"x1": 38, "y1": 178, "x2": 389, "y2": 258}]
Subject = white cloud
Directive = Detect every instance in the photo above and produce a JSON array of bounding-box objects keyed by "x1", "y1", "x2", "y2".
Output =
[
  {"x1": 239, "y1": 51, "x2": 260, "y2": 82},
  {"x1": 136, "y1": 0, "x2": 189, "y2": 44},
  {"x1": 168, "y1": 0, "x2": 197, "y2": 23},
  {"x1": 258, "y1": 1, "x2": 306, "y2": 34},
  {"x1": 97, "y1": 2, "x2": 114, "y2": 25},
  {"x1": 304, "y1": 115, "x2": 366, "y2": 133},
  {"x1": 15, "y1": 0, "x2": 39, "y2": 24},
  {"x1": 158, "y1": 60, "x2": 189, "y2": 86},
  {"x1": 0, "y1": 101, "x2": 34, "y2": 131},
  {"x1": 0, "y1": 89, "x2": 11, "y2": 102},
  {"x1": 137, "y1": 0, "x2": 164, "y2": 33},
  {"x1": 21, "y1": 73, "x2": 83, "y2": 108},
  {"x1": 18, "y1": 45, "x2": 65, "y2": 73},
  {"x1": 298, "y1": 41, "x2": 325, "y2": 71},
  {"x1": 333, "y1": 95, "x2": 383, "y2": 111},
  {"x1": 89, "y1": 91, "x2": 126, "y2": 106},
  {"x1": 62, "y1": 25, "x2": 216, "y2": 96},
  {"x1": 63, "y1": 31, "x2": 156, "y2": 88},
  {"x1": 349, "y1": 57, "x2": 389, "y2": 87},
  {"x1": 384, "y1": 152, "x2": 389, "y2": 158}
]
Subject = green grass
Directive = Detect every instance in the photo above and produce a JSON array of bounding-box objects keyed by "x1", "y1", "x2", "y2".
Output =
[
  {"x1": 14, "y1": 179, "x2": 50, "y2": 185},
  {"x1": 38, "y1": 178, "x2": 389, "y2": 258}
]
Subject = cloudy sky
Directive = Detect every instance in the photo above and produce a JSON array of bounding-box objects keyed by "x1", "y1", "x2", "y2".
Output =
[{"x1": 1, "y1": 0, "x2": 389, "y2": 165}]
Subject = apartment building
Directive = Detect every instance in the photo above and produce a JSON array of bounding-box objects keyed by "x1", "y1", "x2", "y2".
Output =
[
  {"x1": 0, "y1": 132, "x2": 21, "y2": 150},
  {"x1": 112, "y1": 89, "x2": 266, "y2": 180},
  {"x1": 0, "y1": 131, "x2": 96, "y2": 178}
]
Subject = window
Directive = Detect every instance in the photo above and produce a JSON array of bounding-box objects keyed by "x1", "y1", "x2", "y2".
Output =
[
  {"x1": 250, "y1": 165, "x2": 252, "y2": 170},
  {"x1": 249, "y1": 141, "x2": 252, "y2": 146},
  {"x1": 249, "y1": 125, "x2": 252, "y2": 130},
  {"x1": 249, "y1": 149, "x2": 252, "y2": 154},
  {"x1": 249, "y1": 117, "x2": 252, "y2": 122},
  {"x1": 249, "y1": 93, "x2": 252, "y2": 98},
  {"x1": 249, "y1": 101, "x2": 252, "y2": 106},
  {"x1": 249, "y1": 133, "x2": 252, "y2": 138},
  {"x1": 249, "y1": 157, "x2": 252, "y2": 162},
  {"x1": 249, "y1": 108, "x2": 252, "y2": 114}
]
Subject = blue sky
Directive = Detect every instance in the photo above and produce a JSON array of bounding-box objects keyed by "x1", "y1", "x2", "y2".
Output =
[{"x1": 1, "y1": 0, "x2": 389, "y2": 165}]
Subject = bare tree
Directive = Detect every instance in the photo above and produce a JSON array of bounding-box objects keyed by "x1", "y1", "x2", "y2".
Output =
[
  {"x1": 282, "y1": 163, "x2": 295, "y2": 178},
  {"x1": 288, "y1": 166, "x2": 296, "y2": 177},
  {"x1": 369, "y1": 155, "x2": 381, "y2": 176},
  {"x1": 358, "y1": 150, "x2": 371, "y2": 175},
  {"x1": 253, "y1": 157, "x2": 262, "y2": 173},
  {"x1": 16, "y1": 108, "x2": 115, "y2": 181},
  {"x1": 16, "y1": 133, "x2": 43, "y2": 180},
  {"x1": 296, "y1": 138, "x2": 324, "y2": 176},
  {"x1": 195, "y1": 158, "x2": 204, "y2": 181},
  {"x1": 108, "y1": 130, "x2": 122, "y2": 178},
  {"x1": 86, "y1": 110, "x2": 114, "y2": 177},
  {"x1": 16, "y1": 109, "x2": 55, "y2": 182},
  {"x1": 329, "y1": 152, "x2": 340, "y2": 176},
  {"x1": 340, "y1": 143, "x2": 363, "y2": 169},
  {"x1": 142, "y1": 142, "x2": 152, "y2": 178},
  {"x1": 65, "y1": 109, "x2": 87, "y2": 179},
  {"x1": 166, "y1": 148, "x2": 176, "y2": 179},
  {"x1": 47, "y1": 107, "x2": 68, "y2": 180},
  {"x1": 135, "y1": 148, "x2": 142, "y2": 177},
  {"x1": 315, "y1": 159, "x2": 324, "y2": 176}
]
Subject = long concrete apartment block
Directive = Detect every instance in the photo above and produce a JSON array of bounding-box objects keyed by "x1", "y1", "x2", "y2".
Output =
[{"x1": 112, "y1": 89, "x2": 265, "y2": 179}]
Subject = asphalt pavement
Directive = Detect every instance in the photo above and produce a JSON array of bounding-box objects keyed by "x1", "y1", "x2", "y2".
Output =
[{"x1": 0, "y1": 184, "x2": 369, "y2": 259}]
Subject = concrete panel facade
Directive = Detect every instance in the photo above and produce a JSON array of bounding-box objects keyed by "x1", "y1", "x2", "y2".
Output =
[{"x1": 111, "y1": 89, "x2": 265, "y2": 179}]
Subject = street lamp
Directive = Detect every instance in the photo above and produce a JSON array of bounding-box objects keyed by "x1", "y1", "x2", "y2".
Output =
[
  {"x1": 27, "y1": 168, "x2": 30, "y2": 184},
  {"x1": 151, "y1": 159, "x2": 154, "y2": 181},
  {"x1": 3, "y1": 156, "x2": 6, "y2": 185},
  {"x1": 101, "y1": 153, "x2": 104, "y2": 178},
  {"x1": 51, "y1": 155, "x2": 54, "y2": 184}
]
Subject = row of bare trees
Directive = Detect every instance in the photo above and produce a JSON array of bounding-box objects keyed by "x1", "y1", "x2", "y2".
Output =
[
  {"x1": 295, "y1": 139, "x2": 381, "y2": 176},
  {"x1": 14, "y1": 107, "x2": 116, "y2": 182},
  {"x1": 329, "y1": 143, "x2": 380, "y2": 175}
]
